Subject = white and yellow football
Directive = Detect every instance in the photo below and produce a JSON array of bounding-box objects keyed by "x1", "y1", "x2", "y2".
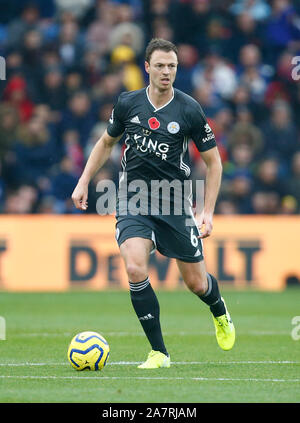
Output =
[{"x1": 67, "y1": 331, "x2": 110, "y2": 371}]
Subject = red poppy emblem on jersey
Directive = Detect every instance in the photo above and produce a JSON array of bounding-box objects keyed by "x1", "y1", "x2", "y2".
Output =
[{"x1": 148, "y1": 117, "x2": 160, "y2": 130}]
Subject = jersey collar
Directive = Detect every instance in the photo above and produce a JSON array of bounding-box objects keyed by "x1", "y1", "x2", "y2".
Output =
[{"x1": 146, "y1": 85, "x2": 174, "y2": 112}]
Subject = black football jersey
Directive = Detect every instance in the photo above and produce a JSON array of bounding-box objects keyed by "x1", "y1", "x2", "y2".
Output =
[{"x1": 106, "y1": 86, "x2": 216, "y2": 216}]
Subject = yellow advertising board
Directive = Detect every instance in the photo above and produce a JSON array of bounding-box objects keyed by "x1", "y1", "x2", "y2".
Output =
[{"x1": 0, "y1": 215, "x2": 299, "y2": 291}]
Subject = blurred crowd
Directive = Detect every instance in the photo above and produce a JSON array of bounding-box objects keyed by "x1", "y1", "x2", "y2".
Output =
[{"x1": 0, "y1": 0, "x2": 300, "y2": 215}]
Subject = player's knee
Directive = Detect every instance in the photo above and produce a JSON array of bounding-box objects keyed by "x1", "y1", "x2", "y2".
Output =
[
  {"x1": 125, "y1": 263, "x2": 148, "y2": 283},
  {"x1": 188, "y1": 278, "x2": 208, "y2": 296}
]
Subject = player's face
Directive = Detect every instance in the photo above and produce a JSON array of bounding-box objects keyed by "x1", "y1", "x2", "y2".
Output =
[{"x1": 145, "y1": 50, "x2": 178, "y2": 91}]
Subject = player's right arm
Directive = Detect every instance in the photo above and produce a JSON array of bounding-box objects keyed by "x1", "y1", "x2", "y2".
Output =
[
  {"x1": 72, "y1": 93, "x2": 126, "y2": 210},
  {"x1": 72, "y1": 130, "x2": 122, "y2": 211}
]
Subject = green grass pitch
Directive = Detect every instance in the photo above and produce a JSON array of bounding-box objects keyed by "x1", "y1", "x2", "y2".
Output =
[{"x1": 0, "y1": 288, "x2": 299, "y2": 403}]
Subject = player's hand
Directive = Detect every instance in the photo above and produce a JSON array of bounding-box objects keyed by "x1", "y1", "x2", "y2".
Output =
[
  {"x1": 71, "y1": 181, "x2": 89, "y2": 211},
  {"x1": 197, "y1": 211, "x2": 213, "y2": 239}
]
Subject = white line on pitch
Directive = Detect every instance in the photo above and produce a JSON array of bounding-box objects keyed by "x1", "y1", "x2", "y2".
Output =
[
  {"x1": 9, "y1": 331, "x2": 291, "y2": 337},
  {"x1": 0, "y1": 360, "x2": 298, "y2": 367},
  {"x1": 0, "y1": 375, "x2": 299, "y2": 383}
]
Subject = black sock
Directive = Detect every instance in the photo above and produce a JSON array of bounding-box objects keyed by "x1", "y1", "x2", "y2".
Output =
[
  {"x1": 129, "y1": 277, "x2": 168, "y2": 356},
  {"x1": 198, "y1": 273, "x2": 226, "y2": 317}
]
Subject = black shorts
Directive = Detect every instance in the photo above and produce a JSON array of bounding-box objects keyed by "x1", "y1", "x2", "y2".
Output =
[{"x1": 115, "y1": 214, "x2": 203, "y2": 263}]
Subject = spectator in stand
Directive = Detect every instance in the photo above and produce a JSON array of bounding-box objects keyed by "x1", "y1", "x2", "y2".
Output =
[
  {"x1": 192, "y1": 84, "x2": 226, "y2": 118},
  {"x1": 261, "y1": 48, "x2": 296, "y2": 110},
  {"x1": 17, "y1": 184, "x2": 39, "y2": 213},
  {"x1": 227, "y1": 120, "x2": 264, "y2": 158},
  {"x1": 228, "y1": 12, "x2": 263, "y2": 62},
  {"x1": 280, "y1": 194, "x2": 298, "y2": 214},
  {"x1": 62, "y1": 129, "x2": 84, "y2": 176},
  {"x1": 3, "y1": 183, "x2": 39, "y2": 214},
  {"x1": 3, "y1": 191, "x2": 20, "y2": 213},
  {"x1": 39, "y1": 68, "x2": 67, "y2": 111},
  {"x1": 60, "y1": 91, "x2": 96, "y2": 148},
  {"x1": 215, "y1": 196, "x2": 240, "y2": 214},
  {"x1": 211, "y1": 107, "x2": 234, "y2": 152},
  {"x1": 108, "y1": 2, "x2": 145, "y2": 57},
  {"x1": 239, "y1": 65, "x2": 267, "y2": 103},
  {"x1": 81, "y1": 48, "x2": 104, "y2": 87},
  {"x1": 226, "y1": 172, "x2": 253, "y2": 213},
  {"x1": 264, "y1": 0, "x2": 300, "y2": 64},
  {"x1": 6, "y1": 3, "x2": 41, "y2": 49},
  {"x1": 284, "y1": 151, "x2": 300, "y2": 212},
  {"x1": 51, "y1": 156, "x2": 79, "y2": 213},
  {"x1": 85, "y1": 1, "x2": 117, "y2": 54},
  {"x1": 12, "y1": 115, "x2": 57, "y2": 185},
  {"x1": 0, "y1": 104, "x2": 19, "y2": 161},
  {"x1": 205, "y1": 15, "x2": 232, "y2": 58},
  {"x1": 64, "y1": 68, "x2": 85, "y2": 100},
  {"x1": 110, "y1": 44, "x2": 145, "y2": 91},
  {"x1": 228, "y1": 84, "x2": 268, "y2": 124},
  {"x1": 251, "y1": 190, "x2": 281, "y2": 214},
  {"x1": 192, "y1": 47, "x2": 238, "y2": 100},
  {"x1": 276, "y1": 50, "x2": 296, "y2": 85},
  {"x1": 21, "y1": 29, "x2": 43, "y2": 70},
  {"x1": 172, "y1": 0, "x2": 213, "y2": 54},
  {"x1": 230, "y1": 0, "x2": 271, "y2": 21},
  {"x1": 221, "y1": 143, "x2": 256, "y2": 213},
  {"x1": 261, "y1": 100, "x2": 299, "y2": 168},
  {"x1": 143, "y1": 0, "x2": 176, "y2": 42},
  {"x1": 91, "y1": 70, "x2": 124, "y2": 105},
  {"x1": 150, "y1": 17, "x2": 174, "y2": 42},
  {"x1": 224, "y1": 142, "x2": 256, "y2": 179},
  {"x1": 4, "y1": 49, "x2": 27, "y2": 82},
  {"x1": 31, "y1": 101, "x2": 60, "y2": 156},
  {"x1": 2, "y1": 75, "x2": 34, "y2": 122},
  {"x1": 36, "y1": 195, "x2": 57, "y2": 213},
  {"x1": 57, "y1": 15, "x2": 84, "y2": 69},
  {"x1": 40, "y1": 47, "x2": 61, "y2": 73},
  {"x1": 54, "y1": 0, "x2": 94, "y2": 20},
  {"x1": 237, "y1": 44, "x2": 273, "y2": 102},
  {"x1": 253, "y1": 157, "x2": 287, "y2": 201},
  {"x1": 235, "y1": 106, "x2": 254, "y2": 124},
  {"x1": 174, "y1": 44, "x2": 199, "y2": 96}
]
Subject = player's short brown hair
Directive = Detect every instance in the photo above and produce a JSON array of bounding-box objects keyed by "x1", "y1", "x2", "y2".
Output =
[{"x1": 145, "y1": 38, "x2": 178, "y2": 64}]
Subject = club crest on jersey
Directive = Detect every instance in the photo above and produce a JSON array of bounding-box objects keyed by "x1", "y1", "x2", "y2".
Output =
[
  {"x1": 167, "y1": 121, "x2": 180, "y2": 134},
  {"x1": 148, "y1": 117, "x2": 160, "y2": 130}
]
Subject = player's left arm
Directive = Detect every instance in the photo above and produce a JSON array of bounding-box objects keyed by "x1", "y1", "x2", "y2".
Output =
[
  {"x1": 198, "y1": 146, "x2": 222, "y2": 239},
  {"x1": 188, "y1": 101, "x2": 222, "y2": 238}
]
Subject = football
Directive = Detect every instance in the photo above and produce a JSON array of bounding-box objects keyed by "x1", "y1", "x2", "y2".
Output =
[{"x1": 67, "y1": 331, "x2": 110, "y2": 371}]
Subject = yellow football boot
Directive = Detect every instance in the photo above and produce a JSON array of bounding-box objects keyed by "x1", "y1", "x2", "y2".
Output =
[
  {"x1": 212, "y1": 298, "x2": 235, "y2": 351},
  {"x1": 138, "y1": 350, "x2": 170, "y2": 369}
]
